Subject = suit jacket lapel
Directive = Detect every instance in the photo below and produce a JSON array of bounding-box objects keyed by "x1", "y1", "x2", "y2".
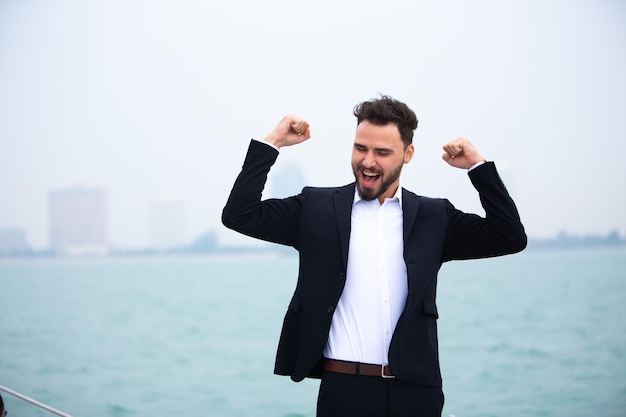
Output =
[
  {"x1": 334, "y1": 183, "x2": 355, "y2": 270},
  {"x1": 402, "y1": 188, "x2": 420, "y2": 247},
  {"x1": 402, "y1": 188, "x2": 429, "y2": 298}
]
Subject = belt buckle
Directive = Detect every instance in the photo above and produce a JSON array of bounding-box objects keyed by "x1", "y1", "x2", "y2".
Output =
[{"x1": 381, "y1": 364, "x2": 395, "y2": 379}]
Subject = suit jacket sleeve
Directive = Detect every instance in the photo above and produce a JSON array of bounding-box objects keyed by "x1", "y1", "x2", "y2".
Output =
[
  {"x1": 222, "y1": 140, "x2": 303, "y2": 248},
  {"x1": 442, "y1": 162, "x2": 527, "y2": 261}
]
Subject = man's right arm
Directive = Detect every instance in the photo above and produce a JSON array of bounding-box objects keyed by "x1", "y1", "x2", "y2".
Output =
[
  {"x1": 222, "y1": 115, "x2": 311, "y2": 247},
  {"x1": 221, "y1": 140, "x2": 301, "y2": 246}
]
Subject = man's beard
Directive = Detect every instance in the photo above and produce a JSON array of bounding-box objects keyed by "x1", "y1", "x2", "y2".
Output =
[{"x1": 353, "y1": 163, "x2": 403, "y2": 201}]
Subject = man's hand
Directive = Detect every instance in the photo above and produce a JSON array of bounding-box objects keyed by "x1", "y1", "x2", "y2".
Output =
[
  {"x1": 442, "y1": 137, "x2": 485, "y2": 169},
  {"x1": 264, "y1": 115, "x2": 311, "y2": 148}
]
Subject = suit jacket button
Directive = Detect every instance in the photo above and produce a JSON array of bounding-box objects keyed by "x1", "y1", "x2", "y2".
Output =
[
  {"x1": 338, "y1": 273, "x2": 345, "y2": 280},
  {"x1": 327, "y1": 306, "x2": 334, "y2": 314}
]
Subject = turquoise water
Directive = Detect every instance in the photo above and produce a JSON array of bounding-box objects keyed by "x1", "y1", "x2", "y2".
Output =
[{"x1": 1, "y1": 249, "x2": 625, "y2": 416}]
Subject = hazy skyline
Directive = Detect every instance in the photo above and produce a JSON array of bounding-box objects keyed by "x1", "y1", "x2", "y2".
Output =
[{"x1": 1, "y1": 0, "x2": 625, "y2": 250}]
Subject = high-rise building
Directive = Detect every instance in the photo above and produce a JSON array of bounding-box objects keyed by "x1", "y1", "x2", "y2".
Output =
[
  {"x1": 150, "y1": 197, "x2": 185, "y2": 251},
  {"x1": 271, "y1": 164, "x2": 307, "y2": 197},
  {"x1": 49, "y1": 187, "x2": 107, "y2": 256}
]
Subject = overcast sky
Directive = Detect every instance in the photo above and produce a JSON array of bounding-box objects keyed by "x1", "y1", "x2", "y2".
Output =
[{"x1": 1, "y1": 0, "x2": 625, "y2": 249}]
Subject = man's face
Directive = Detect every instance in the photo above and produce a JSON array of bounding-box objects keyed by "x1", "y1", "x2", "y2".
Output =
[{"x1": 351, "y1": 120, "x2": 414, "y2": 203}]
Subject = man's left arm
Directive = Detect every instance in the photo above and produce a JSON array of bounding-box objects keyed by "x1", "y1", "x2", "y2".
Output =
[{"x1": 441, "y1": 138, "x2": 527, "y2": 261}]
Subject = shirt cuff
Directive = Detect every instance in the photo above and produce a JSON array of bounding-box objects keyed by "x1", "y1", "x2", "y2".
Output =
[{"x1": 468, "y1": 160, "x2": 486, "y2": 172}]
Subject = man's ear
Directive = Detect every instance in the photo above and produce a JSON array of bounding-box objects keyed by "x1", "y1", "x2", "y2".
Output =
[{"x1": 404, "y1": 144, "x2": 414, "y2": 164}]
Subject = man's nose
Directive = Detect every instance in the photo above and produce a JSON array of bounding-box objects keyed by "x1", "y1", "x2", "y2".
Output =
[{"x1": 363, "y1": 152, "x2": 376, "y2": 167}]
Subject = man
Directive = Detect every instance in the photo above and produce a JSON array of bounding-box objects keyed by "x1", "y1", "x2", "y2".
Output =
[{"x1": 222, "y1": 95, "x2": 526, "y2": 417}]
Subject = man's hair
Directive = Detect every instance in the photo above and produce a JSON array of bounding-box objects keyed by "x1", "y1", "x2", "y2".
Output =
[{"x1": 353, "y1": 95, "x2": 418, "y2": 147}]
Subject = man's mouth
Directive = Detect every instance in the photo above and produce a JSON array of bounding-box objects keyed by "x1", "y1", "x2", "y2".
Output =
[{"x1": 361, "y1": 169, "x2": 380, "y2": 185}]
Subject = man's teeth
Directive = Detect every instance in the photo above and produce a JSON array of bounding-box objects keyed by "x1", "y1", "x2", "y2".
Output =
[{"x1": 363, "y1": 171, "x2": 379, "y2": 177}]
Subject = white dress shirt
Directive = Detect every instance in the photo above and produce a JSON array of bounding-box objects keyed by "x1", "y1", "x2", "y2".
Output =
[{"x1": 323, "y1": 185, "x2": 408, "y2": 365}]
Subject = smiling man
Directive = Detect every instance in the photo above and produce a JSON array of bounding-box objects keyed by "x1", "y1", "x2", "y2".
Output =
[{"x1": 222, "y1": 95, "x2": 526, "y2": 417}]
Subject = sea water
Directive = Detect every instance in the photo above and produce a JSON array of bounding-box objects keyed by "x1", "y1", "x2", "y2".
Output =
[{"x1": 1, "y1": 249, "x2": 625, "y2": 417}]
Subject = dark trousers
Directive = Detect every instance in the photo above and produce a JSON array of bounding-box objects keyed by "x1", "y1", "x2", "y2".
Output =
[{"x1": 316, "y1": 371, "x2": 444, "y2": 417}]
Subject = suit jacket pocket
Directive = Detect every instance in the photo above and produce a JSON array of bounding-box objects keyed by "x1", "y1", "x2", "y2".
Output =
[{"x1": 423, "y1": 299, "x2": 439, "y2": 319}]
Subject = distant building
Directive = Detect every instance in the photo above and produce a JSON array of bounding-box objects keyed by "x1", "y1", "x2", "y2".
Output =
[
  {"x1": 186, "y1": 231, "x2": 218, "y2": 253},
  {"x1": 150, "y1": 197, "x2": 185, "y2": 251},
  {"x1": 271, "y1": 164, "x2": 307, "y2": 197},
  {"x1": 49, "y1": 187, "x2": 108, "y2": 256},
  {"x1": 0, "y1": 229, "x2": 29, "y2": 255}
]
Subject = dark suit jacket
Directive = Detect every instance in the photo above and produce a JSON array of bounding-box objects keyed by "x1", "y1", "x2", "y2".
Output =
[{"x1": 222, "y1": 140, "x2": 526, "y2": 387}]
